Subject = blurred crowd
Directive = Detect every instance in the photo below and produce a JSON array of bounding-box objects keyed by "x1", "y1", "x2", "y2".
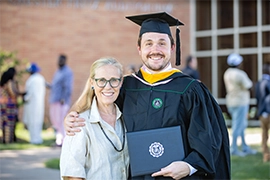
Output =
[{"x1": 0, "y1": 54, "x2": 73, "y2": 147}]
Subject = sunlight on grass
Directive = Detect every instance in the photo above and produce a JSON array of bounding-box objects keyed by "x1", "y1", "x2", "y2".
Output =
[
  {"x1": 0, "y1": 122, "x2": 55, "y2": 150},
  {"x1": 45, "y1": 158, "x2": 60, "y2": 170},
  {"x1": 225, "y1": 127, "x2": 270, "y2": 180},
  {"x1": 231, "y1": 148, "x2": 270, "y2": 180},
  {"x1": 15, "y1": 122, "x2": 56, "y2": 141}
]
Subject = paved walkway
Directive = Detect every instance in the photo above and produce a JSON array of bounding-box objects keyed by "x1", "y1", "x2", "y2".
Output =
[
  {"x1": 232, "y1": 132, "x2": 263, "y2": 145},
  {"x1": 0, "y1": 147, "x2": 61, "y2": 180}
]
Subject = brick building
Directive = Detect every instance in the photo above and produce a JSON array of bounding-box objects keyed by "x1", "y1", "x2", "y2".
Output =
[
  {"x1": 1, "y1": 0, "x2": 270, "y2": 124},
  {"x1": 0, "y1": 0, "x2": 191, "y2": 124}
]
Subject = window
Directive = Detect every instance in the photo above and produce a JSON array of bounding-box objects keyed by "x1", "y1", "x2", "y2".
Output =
[
  {"x1": 241, "y1": 54, "x2": 257, "y2": 97},
  {"x1": 193, "y1": 0, "x2": 270, "y2": 106},
  {"x1": 262, "y1": 0, "x2": 270, "y2": 25},
  {"x1": 262, "y1": 32, "x2": 270, "y2": 47},
  {"x1": 196, "y1": 37, "x2": 212, "y2": 51},
  {"x1": 218, "y1": 35, "x2": 233, "y2": 49},
  {"x1": 239, "y1": 33, "x2": 257, "y2": 48},
  {"x1": 239, "y1": 0, "x2": 257, "y2": 27},
  {"x1": 263, "y1": 53, "x2": 270, "y2": 64},
  {"x1": 217, "y1": 0, "x2": 233, "y2": 29},
  {"x1": 197, "y1": 57, "x2": 212, "y2": 91},
  {"x1": 196, "y1": 0, "x2": 211, "y2": 31},
  {"x1": 217, "y1": 56, "x2": 227, "y2": 98}
]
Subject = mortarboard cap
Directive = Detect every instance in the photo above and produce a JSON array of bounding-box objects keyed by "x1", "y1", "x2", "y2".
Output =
[{"x1": 126, "y1": 12, "x2": 184, "y2": 66}]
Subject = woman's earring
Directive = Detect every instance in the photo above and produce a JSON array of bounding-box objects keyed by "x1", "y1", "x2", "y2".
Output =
[{"x1": 91, "y1": 86, "x2": 94, "y2": 90}]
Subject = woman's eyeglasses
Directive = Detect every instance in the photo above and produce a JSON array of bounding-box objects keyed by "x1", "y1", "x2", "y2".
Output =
[{"x1": 94, "y1": 78, "x2": 122, "y2": 88}]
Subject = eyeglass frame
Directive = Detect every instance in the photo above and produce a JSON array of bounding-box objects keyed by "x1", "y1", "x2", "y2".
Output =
[{"x1": 94, "y1": 77, "x2": 122, "y2": 88}]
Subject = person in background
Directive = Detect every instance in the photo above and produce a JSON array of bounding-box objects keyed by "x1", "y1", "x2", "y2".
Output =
[
  {"x1": 60, "y1": 57, "x2": 129, "y2": 180},
  {"x1": 0, "y1": 67, "x2": 25, "y2": 143},
  {"x1": 64, "y1": 12, "x2": 230, "y2": 180},
  {"x1": 224, "y1": 53, "x2": 257, "y2": 157},
  {"x1": 23, "y1": 63, "x2": 46, "y2": 145},
  {"x1": 47, "y1": 54, "x2": 73, "y2": 147},
  {"x1": 255, "y1": 63, "x2": 270, "y2": 162},
  {"x1": 181, "y1": 55, "x2": 200, "y2": 79}
]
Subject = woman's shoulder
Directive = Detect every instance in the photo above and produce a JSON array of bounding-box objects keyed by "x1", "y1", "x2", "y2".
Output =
[{"x1": 79, "y1": 110, "x2": 89, "y2": 119}]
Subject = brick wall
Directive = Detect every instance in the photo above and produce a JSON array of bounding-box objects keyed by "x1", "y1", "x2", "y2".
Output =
[{"x1": 0, "y1": 0, "x2": 191, "y2": 125}]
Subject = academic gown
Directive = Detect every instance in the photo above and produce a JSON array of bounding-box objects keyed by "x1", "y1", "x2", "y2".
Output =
[{"x1": 116, "y1": 71, "x2": 230, "y2": 180}]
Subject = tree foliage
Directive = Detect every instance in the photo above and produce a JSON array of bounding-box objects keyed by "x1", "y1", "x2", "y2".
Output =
[{"x1": 0, "y1": 49, "x2": 28, "y2": 82}]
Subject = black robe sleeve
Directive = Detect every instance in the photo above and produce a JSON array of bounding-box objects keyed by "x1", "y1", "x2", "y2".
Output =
[{"x1": 181, "y1": 81, "x2": 230, "y2": 179}]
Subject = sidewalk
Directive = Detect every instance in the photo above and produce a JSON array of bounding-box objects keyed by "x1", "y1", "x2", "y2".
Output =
[
  {"x1": 228, "y1": 130, "x2": 266, "y2": 146},
  {"x1": 0, "y1": 147, "x2": 61, "y2": 180}
]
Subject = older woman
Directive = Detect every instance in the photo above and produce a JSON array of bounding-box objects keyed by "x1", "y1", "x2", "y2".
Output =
[{"x1": 60, "y1": 57, "x2": 129, "y2": 180}]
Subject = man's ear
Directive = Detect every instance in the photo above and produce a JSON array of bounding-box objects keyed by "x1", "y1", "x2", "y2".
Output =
[
  {"x1": 137, "y1": 46, "x2": 142, "y2": 55},
  {"x1": 171, "y1": 44, "x2": 176, "y2": 51}
]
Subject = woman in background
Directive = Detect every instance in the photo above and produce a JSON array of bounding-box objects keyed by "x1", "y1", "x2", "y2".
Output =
[{"x1": 0, "y1": 67, "x2": 23, "y2": 143}]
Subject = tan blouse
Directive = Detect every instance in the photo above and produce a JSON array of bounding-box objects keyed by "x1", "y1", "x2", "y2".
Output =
[{"x1": 60, "y1": 98, "x2": 129, "y2": 180}]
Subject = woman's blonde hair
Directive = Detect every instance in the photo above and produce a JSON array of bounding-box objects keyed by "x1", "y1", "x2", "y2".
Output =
[{"x1": 71, "y1": 57, "x2": 123, "y2": 113}]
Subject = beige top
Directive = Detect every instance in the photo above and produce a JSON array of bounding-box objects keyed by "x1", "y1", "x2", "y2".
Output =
[
  {"x1": 60, "y1": 98, "x2": 129, "y2": 180},
  {"x1": 224, "y1": 68, "x2": 253, "y2": 107}
]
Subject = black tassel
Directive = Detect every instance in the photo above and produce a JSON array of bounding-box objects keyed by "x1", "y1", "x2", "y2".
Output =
[{"x1": 175, "y1": 27, "x2": 181, "y2": 66}]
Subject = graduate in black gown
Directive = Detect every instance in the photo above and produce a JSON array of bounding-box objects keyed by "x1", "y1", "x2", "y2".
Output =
[
  {"x1": 181, "y1": 55, "x2": 200, "y2": 79},
  {"x1": 64, "y1": 12, "x2": 230, "y2": 180}
]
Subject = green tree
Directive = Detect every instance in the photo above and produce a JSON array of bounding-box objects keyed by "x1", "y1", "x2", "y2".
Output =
[
  {"x1": 0, "y1": 49, "x2": 28, "y2": 81},
  {"x1": 0, "y1": 49, "x2": 29, "y2": 106}
]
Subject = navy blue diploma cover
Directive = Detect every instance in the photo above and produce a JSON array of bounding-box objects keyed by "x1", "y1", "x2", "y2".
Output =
[{"x1": 126, "y1": 126, "x2": 185, "y2": 177}]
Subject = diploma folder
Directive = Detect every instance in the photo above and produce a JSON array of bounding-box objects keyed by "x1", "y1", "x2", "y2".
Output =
[{"x1": 126, "y1": 126, "x2": 185, "y2": 177}]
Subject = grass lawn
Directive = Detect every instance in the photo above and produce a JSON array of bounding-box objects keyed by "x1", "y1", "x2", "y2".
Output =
[
  {"x1": 1, "y1": 122, "x2": 269, "y2": 179},
  {"x1": 0, "y1": 122, "x2": 55, "y2": 150},
  {"x1": 231, "y1": 150, "x2": 270, "y2": 180},
  {"x1": 228, "y1": 128, "x2": 270, "y2": 180}
]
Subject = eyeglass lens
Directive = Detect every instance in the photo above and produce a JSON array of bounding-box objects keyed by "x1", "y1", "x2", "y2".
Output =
[{"x1": 95, "y1": 78, "x2": 121, "y2": 88}]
